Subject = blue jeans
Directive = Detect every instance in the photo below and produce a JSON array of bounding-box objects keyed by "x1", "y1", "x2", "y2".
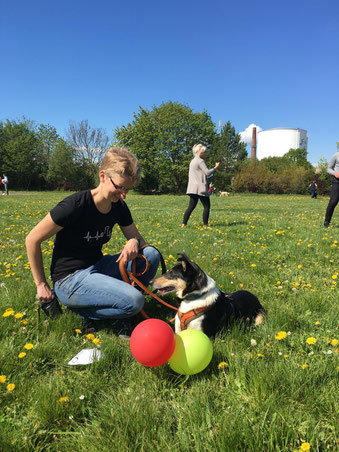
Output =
[{"x1": 54, "y1": 246, "x2": 160, "y2": 321}]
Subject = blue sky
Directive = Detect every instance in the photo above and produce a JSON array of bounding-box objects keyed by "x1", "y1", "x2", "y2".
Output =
[{"x1": 1, "y1": 0, "x2": 338, "y2": 164}]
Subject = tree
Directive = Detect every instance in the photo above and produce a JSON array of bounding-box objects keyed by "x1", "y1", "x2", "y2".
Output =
[
  {"x1": 0, "y1": 119, "x2": 39, "y2": 189},
  {"x1": 66, "y1": 120, "x2": 110, "y2": 178},
  {"x1": 207, "y1": 121, "x2": 247, "y2": 191},
  {"x1": 36, "y1": 124, "x2": 60, "y2": 186},
  {"x1": 114, "y1": 101, "x2": 216, "y2": 193}
]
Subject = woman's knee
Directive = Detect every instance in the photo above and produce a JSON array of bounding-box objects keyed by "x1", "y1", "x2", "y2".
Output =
[{"x1": 128, "y1": 289, "x2": 145, "y2": 315}]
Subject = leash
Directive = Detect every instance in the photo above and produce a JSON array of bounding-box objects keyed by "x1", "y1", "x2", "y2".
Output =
[{"x1": 118, "y1": 245, "x2": 178, "y2": 321}]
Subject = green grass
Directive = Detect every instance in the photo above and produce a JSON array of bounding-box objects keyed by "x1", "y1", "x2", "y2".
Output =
[{"x1": 0, "y1": 192, "x2": 338, "y2": 452}]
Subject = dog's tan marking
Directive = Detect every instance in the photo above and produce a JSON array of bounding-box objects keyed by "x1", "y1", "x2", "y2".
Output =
[{"x1": 254, "y1": 311, "x2": 265, "y2": 325}]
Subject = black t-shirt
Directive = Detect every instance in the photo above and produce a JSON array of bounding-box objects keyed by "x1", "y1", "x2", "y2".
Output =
[{"x1": 50, "y1": 190, "x2": 133, "y2": 282}]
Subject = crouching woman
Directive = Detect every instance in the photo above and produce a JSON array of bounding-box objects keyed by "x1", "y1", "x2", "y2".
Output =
[{"x1": 25, "y1": 147, "x2": 160, "y2": 333}]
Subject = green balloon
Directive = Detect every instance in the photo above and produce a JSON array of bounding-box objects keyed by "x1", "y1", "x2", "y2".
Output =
[{"x1": 168, "y1": 329, "x2": 213, "y2": 375}]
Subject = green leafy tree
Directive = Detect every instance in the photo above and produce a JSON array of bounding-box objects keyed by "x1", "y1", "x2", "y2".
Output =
[
  {"x1": 207, "y1": 121, "x2": 247, "y2": 191},
  {"x1": 114, "y1": 102, "x2": 216, "y2": 193},
  {"x1": 0, "y1": 119, "x2": 39, "y2": 189},
  {"x1": 36, "y1": 124, "x2": 60, "y2": 186}
]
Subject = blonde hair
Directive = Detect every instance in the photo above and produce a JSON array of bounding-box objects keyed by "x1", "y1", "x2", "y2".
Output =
[
  {"x1": 100, "y1": 147, "x2": 141, "y2": 183},
  {"x1": 192, "y1": 144, "x2": 207, "y2": 156}
]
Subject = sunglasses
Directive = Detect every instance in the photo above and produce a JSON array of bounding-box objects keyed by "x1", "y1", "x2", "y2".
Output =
[{"x1": 109, "y1": 177, "x2": 132, "y2": 193}]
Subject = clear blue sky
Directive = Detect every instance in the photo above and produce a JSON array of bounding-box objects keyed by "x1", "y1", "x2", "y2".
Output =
[{"x1": 1, "y1": 0, "x2": 338, "y2": 164}]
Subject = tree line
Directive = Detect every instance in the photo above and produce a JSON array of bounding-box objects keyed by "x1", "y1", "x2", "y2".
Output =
[{"x1": 0, "y1": 101, "x2": 333, "y2": 194}]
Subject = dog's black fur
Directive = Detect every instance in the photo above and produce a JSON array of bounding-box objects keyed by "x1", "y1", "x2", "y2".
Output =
[{"x1": 151, "y1": 253, "x2": 266, "y2": 337}]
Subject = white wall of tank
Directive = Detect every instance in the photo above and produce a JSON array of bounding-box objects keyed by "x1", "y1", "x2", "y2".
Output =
[{"x1": 256, "y1": 128, "x2": 308, "y2": 160}]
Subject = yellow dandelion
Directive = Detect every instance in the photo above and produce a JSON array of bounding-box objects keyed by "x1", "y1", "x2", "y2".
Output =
[
  {"x1": 218, "y1": 361, "x2": 228, "y2": 369},
  {"x1": 300, "y1": 442, "x2": 311, "y2": 451},
  {"x1": 332, "y1": 274, "x2": 338, "y2": 280},
  {"x1": 92, "y1": 338, "x2": 101, "y2": 345},
  {"x1": 275, "y1": 331, "x2": 287, "y2": 340},
  {"x1": 7, "y1": 383, "x2": 15, "y2": 392},
  {"x1": 86, "y1": 333, "x2": 95, "y2": 340},
  {"x1": 18, "y1": 352, "x2": 26, "y2": 359},
  {"x1": 284, "y1": 354, "x2": 289, "y2": 358},
  {"x1": 58, "y1": 396, "x2": 69, "y2": 403},
  {"x1": 330, "y1": 339, "x2": 338, "y2": 346},
  {"x1": 306, "y1": 337, "x2": 316, "y2": 345},
  {"x1": 0, "y1": 375, "x2": 7, "y2": 384},
  {"x1": 75, "y1": 329, "x2": 82, "y2": 334},
  {"x1": 314, "y1": 321, "x2": 320, "y2": 326},
  {"x1": 3, "y1": 309, "x2": 15, "y2": 317},
  {"x1": 297, "y1": 265, "x2": 302, "y2": 268},
  {"x1": 14, "y1": 313, "x2": 24, "y2": 319},
  {"x1": 301, "y1": 364, "x2": 308, "y2": 370},
  {"x1": 22, "y1": 319, "x2": 29, "y2": 325},
  {"x1": 257, "y1": 353, "x2": 264, "y2": 358},
  {"x1": 24, "y1": 343, "x2": 34, "y2": 350},
  {"x1": 251, "y1": 264, "x2": 256, "y2": 267}
]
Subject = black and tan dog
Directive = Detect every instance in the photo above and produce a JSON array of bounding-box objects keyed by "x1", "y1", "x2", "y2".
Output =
[{"x1": 151, "y1": 253, "x2": 266, "y2": 338}]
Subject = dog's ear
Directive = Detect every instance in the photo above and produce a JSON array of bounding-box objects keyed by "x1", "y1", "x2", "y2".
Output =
[
  {"x1": 177, "y1": 253, "x2": 202, "y2": 274},
  {"x1": 177, "y1": 253, "x2": 191, "y2": 273}
]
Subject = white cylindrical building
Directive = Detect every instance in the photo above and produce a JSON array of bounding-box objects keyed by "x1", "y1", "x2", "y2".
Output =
[{"x1": 256, "y1": 128, "x2": 308, "y2": 160}]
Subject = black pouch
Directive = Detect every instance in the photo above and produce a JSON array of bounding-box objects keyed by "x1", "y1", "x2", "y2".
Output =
[{"x1": 39, "y1": 297, "x2": 63, "y2": 318}]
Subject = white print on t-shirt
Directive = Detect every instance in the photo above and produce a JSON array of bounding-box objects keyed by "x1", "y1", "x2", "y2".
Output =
[{"x1": 83, "y1": 226, "x2": 112, "y2": 242}]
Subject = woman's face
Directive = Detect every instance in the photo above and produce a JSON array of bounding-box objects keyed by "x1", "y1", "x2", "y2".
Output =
[
  {"x1": 104, "y1": 173, "x2": 134, "y2": 203},
  {"x1": 198, "y1": 150, "x2": 206, "y2": 158}
]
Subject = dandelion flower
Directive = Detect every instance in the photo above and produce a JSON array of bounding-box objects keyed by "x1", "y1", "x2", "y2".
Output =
[
  {"x1": 14, "y1": 313, "x2": 24, "y2": 319},
  {"x1": 251, "y1": 264, "x2": 256, "y2": 268},
  {"x1": 0, "y1": 375, "x2": 7, "y2": 384},
  {"x1": 3, "y1": 309, "x2": 14, "y2": 317},
  {"x1": 275, "y1": 331, "x2": 287, "y2": 340},
  {"x1": 300, "y1": 442, "x2": 311, "y2": 451},
  {"x1": 301, "y1": 364, "x2": 308, "y2": 370},
  {"x1": 314, "y1": 321, "x2": 320, "y2": 326},
  {"x1": 218, "y1": 361, "x2": 228, "y2": 369},
  {"x1": 58, "y1": 397, "x2": 69, "y2": 403},
  {"x1": 257, "y1": 353, "x2": 264, "y2": 358},
  {"x1": 86, "y1": 334, "x2": 95, "y2": 340},
  {"x1": 92, "y1": 338, "x2": 101, "y2": 345},
  {"x1": 18, "y1": 352, "x2": 26, "y2": 359},
  {"x1": 24, "y1": 343, "x2": 34, "y2": 350},
  {"x1": 332, "y1": 274, "x2": 338, "y2": 280},
  {"x1": 7, "y1": 383, "x2": 15, "y2": 392},
  {"x1": 330, "y1": 339, "x2": 338, "y2": 346},
  {"x1": 306, "y1": 337, "x2": 316, "y2": 345},
  {"x1": 75, "y1": 329, "x2": 82, "y2": 334}
]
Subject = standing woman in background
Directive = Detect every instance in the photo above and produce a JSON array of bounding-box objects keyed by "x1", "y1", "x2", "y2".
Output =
[
  {"x1": 324, "y1": 150, "x2": 339, "y2": 227},
  {"x1": 182, "y1": 144, "x2": 220, "y2": 228}
]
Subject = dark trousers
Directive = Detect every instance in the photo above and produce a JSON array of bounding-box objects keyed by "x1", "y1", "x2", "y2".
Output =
[
  {"x1": 183, "y1": 194, "x2": 211, "y2": 226},
  {"x1": 324, "y1": 181, "x2": 339, "y2": 224}
]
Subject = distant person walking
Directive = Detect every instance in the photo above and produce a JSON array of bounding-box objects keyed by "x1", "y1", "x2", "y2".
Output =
[
  {"x1": 309, "y1": 180, "x2": 318, "y2": 198},
  {"x1": 0, "y1": 176, "x2": 4, "y2": 195},
  {"x1": 2, "y1": 174, "x2": 8, "y2": 195},
  {"x1": 182, "y1": 144, "x2": 220, "y2": 228},
  {"x1": 324, "y1": 151, "x2": 339, "y2": 228}
]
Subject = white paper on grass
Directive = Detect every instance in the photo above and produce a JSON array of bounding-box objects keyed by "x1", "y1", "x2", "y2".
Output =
[{"x1": 68, "y1": 348, "x2": 102, "y2": 366}]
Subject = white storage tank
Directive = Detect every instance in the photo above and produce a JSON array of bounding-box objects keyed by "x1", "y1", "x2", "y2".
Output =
[{"x1": 256, "y1": 128, "x2": 308, "y2": 159}]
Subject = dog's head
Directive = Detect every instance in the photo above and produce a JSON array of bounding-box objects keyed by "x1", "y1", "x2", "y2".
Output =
[{"x1": 151, "y1": 253, "x2": 208, "y2": 299}]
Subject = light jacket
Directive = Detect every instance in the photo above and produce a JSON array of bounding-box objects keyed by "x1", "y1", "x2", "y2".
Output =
[{"x1": 186, "y1": 156, "x2": 215, "y2": 196}]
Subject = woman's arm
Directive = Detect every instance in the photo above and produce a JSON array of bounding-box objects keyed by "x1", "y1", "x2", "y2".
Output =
[
  {"x1": 117, "y1": 223, "x2": 146, "y2": 264},
  {"x1": 25, "y1": 213, "x2": 63, "y2": 302}
]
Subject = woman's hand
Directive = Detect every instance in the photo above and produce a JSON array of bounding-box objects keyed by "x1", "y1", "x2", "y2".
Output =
[
  {"x1": 37, "y1": 282, "x2": 54, "y2": 303},
  {"x1": 116, "y1": 238, "x2": 139, "y2": 264},
  {"x1": 214, "y1": 162, "x2": 220, "y2": 170}
]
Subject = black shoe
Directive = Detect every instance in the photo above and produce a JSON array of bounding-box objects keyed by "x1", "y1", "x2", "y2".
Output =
[
  {"x1": 40, "y1": 297, "x2": 63, "y2": 318},
  {"x1": 324, "y1": 222, "x2": 330, "y2": 228}
]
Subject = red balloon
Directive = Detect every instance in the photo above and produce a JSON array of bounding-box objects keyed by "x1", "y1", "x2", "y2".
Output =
[{"x1": 130, "y1": 319, "x2": 175, "y2": 367}]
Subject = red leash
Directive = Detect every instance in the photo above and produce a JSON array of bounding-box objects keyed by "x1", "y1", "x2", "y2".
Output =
[{"x1": 118, "y1": 249, "x2": 178, "y2": 322}]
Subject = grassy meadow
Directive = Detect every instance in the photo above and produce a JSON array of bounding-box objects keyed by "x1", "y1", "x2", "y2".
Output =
[{"x1": 0, "y1": 192, "x2": 338, "y2": 452}]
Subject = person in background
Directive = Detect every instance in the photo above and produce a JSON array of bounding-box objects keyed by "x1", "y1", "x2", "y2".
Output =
[
  {"x1": 0, "y1": 176, "x2": 4, "y2": 194},
  {"x1": 25, "y1": 148, "x2": 160, "y2": 335},
  {"x1": 182, "y1": 144, "x2": 220, "y2": 228},
  {"x1": 208, "y1": 182, "x2": 215, "y2": 197},
  {"x1": 2, "y1": 174, "x2": 8, "y2": 195},
  {"x1": 324, "y1": 150, "x2": 339, "y2": 228},
  {"x1": 309, "y1": 180, "x2": 318, "y2": 199}
]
